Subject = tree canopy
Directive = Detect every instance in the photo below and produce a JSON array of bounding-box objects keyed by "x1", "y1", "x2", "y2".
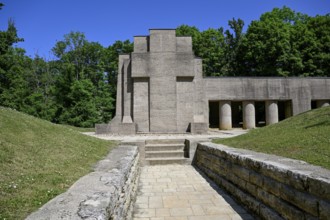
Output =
[
  {"x1": 0, "y1": 6, "x2": 329, "y2": 127},
  {"x1": 177, "y1": 7, "x2": 330, "y2": 77}
]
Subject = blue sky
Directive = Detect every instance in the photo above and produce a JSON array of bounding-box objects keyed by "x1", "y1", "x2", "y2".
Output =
[{"x1": 1, "y1": 0, "x2": 329, "y2": 59}]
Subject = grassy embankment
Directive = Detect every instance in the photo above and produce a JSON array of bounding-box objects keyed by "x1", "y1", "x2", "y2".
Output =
[
  {"x1": 0, "y1": 107, "x2": 116, "y2": 220},
  {"x1": 214, "y1": 106, "x2": 330, "y2": 170}
]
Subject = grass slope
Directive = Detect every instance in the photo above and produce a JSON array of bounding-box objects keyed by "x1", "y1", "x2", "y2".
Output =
[
  {"x1": 0, "y1": 107, "x2": 116, "y2": 220},
  {"x1": 214, "y1": 106, "x2": 330, "y2": 169}
]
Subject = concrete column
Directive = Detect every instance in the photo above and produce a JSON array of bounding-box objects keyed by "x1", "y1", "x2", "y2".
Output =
[
  {"x1": 122, "y1": 59, "x2": 133, "y2": 123},
  {"x1": 219, "y1": 101, "x2": 232, "y2": 130},
  {"x1": 266, "y1": 101, "x2": 279, "y2": 125},
  {"x1": 243, "y1": 101, "x2": 255, "y2": 129},
  {"x1": 316, "y1": 100, "x2": 330, "y2": 108}
]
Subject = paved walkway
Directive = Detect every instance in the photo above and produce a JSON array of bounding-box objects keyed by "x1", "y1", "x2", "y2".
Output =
[
  {"x1": 133, "y1": 165, "x2": 254, "y2": 220},
  {"x1": 84, "y1": 129, "x2": 247, "y2": 141}
]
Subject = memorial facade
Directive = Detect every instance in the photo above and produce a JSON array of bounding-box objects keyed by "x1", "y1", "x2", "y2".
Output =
[{"x1": 96, "y1": 29, "x2": 330, "y2": 134}]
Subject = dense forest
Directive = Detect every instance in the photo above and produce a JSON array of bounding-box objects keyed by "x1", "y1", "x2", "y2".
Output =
[{"x1": 0, "y1": 5, "x2": 329, "y2": 127}]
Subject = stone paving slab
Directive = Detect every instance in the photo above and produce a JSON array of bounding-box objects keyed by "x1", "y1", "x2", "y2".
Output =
[
  {"x1": 133, "y1": 165, "x2": 254, "y2": 220},
  {"x1": 83, "y1": 129, "x2": 247, "y2": 141}
]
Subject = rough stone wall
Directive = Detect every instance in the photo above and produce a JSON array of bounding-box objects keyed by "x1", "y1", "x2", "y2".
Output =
[
  {"x1": 26, "y1": 146, "x2": 140, "y2": 220},
  {"x1": 194, "y1": 142, "x2": 330, "y2": 220}
]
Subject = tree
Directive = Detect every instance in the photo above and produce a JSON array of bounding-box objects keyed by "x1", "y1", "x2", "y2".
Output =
[
  {"x1": 306, "y1": 15, "x2": 330, "y2": 76},
  {"x1": 177, "y1": 25, "x2": 227, "y2": 76},
  {"x1": 58, "y1": 79, "x2": 98, "y2": 127},
  {"x1": 224, "y1": 18, "x2": 245, "y2": 75},
  {"x1": 240, "y1": 7, "x2": 325, "y2": 76},
  {"x1": 0, "y1": 16, "x2": 27, "y2": 110},
  {"x1": 51, "y1": 32, "x2": 132, "y2": 126}
]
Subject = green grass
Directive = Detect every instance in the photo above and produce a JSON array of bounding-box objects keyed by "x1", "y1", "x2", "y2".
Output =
[
  {"x1": 213, "y1": 106, "x2": 330, "y2": 170},
  {"x1": 0, "y1": 107, "x2": 116, "y2": 220}
]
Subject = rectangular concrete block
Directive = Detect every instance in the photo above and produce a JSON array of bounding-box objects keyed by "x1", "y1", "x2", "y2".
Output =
[
  {"x1": 319, "y1": 200, "x2": 330, "y2": 220},
  {"x1": 190, "y1": 123, "x2": 208, "y2": 134},
  {"x1": 150, "y1": 29, "x2": 176, "y2": 52},
  {"x1": 245, "y1": 182, "x2": 258, "y2": 196},
  {"x1": 307, "y1": 176, "x2": 330, "y2": 201},
  {"x1": 280, "y1": 184, "x2": 318, "y2": 217},
  {"x1": 259, "y1": 204, "x2": 284, "y2": 220},
  {"x1": 133, "y1": 78, "x2": 149, "y2": 132},
  {"x1": 273, "y1": 197, "x2": 305, "y2": 220},
  {"x1": 232, "y1": 164, "x2": 250, "y2": 182},
  {"x1": 249, "y1": 170, "x2": 264, "y2": 187},
  {"x1": 176, "y1": 36, "x2": 192, "y2": 52},
  {"x1": 256, "y1": 187, "x2": 278, "y2": 210},
  {"x1": 263, "y1": 176, "x2": 281, "y2": 197},
  {"x1": 134, "y1": 36, "x2": 149, "y2": 52},
  {"x1": 95, "y1": 124, "x2": 109, "y2": 134}
]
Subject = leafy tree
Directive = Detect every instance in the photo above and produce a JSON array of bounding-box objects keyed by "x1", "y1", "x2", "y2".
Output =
[
  {"x1": 306, "y1": 15, "x2": 330, "y2": 76},
  {"x1": 177, "y1": 25, "x2": 227, "y2": 76},
  {"x1": 0, "y1": 16, "x2": 27, "y2": 110},
  {"x1": 240, "y1": 7, "x2": 329, "y2": 77},
  {"x1": 51, "y1": 32, "x2": 132, "y2": 126},
  {"x1": 224, "y1": 18, "x2": 245, "y2": 75},
  {"x1": 102, "y1": 40, "x2": 133, "y2": 94},
  {"x1": 176, "y1": 25, "x2": 202, "y2": 54},
  {"x1": 21, "y1": 57, "x2": 59, "y2": 121},
  {"x1": 58, "y1": 79, "x2": 98, "y2": 127}
]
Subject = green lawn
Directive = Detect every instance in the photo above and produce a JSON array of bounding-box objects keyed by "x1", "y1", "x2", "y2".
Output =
[
  {"x1": 0, "y1": 107, "x2": 116, "y2": 220},
  {"x1": 214, "y1": 106, "x2": 330, "y2": 170}
]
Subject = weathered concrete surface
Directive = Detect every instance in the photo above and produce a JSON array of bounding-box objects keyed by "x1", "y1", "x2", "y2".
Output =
[
  {"x1": 105, "y1": 29, "x2": 208, "y2": 134},
  {"x1": 204, "y1": 77, "x2": 330, "y2": 116},
  {"x1": 219, "y1": 101, "x2": 232, "y2": 130},
  {"x1": 84, "y1": 129, "x2": 247, "y2": 141},
  {"x1": 266, "y1": 100, "x2": 279, "y2": 125},
  {"x1": 243, "y1": 101, "x2": 255, "y2": 129},
  {"x1": 98, "y1": 29, "x2": 330, "y2": 134},
  {"x1": 26, "y1": 146, "x2": 140, "y2": 220},
  {"x1": 194, "y1": 142, "x2": 330, "y2": 220}
]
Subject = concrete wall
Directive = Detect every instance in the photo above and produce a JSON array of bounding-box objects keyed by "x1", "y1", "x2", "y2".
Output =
[
  {"x1": 98, "y1": 29, "x2": 330, "y2": 134},
  {"x1": 204, "y1": 77, "x2": 330, "y2": 116},
  {"x1": 133, "y1": 78, "x2": 149, "y2": 132},
  {"x1": 177, "y1": 77, "x2": 194, "y2": 132},
  {"x1": 26, "y1": 146, "x2": 140, "y2": 220},
  {"x1": 129, "y1": 29, "x2": 207, "y2": 133},
  {"x1": 194, "y1": 143, "x2": 330, "y2": 220}
]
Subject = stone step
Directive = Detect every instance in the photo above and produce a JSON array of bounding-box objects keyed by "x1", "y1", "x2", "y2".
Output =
[
  {"x1": 145, "y1": 144, "x2": 185, "y2": 152},
  {"x1": 145, "y1": 139, "x2": 185, "y2": 145},
  {"x1": 146, "y1": 158, "x2": 189, "y2": 165},
  {"x1": 145, "y1": 151, "x2": 184, "y2": 158}
]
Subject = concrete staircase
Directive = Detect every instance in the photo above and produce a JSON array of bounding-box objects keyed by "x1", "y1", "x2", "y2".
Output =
[{"x1": 145, "y1": 139, "x2": 188, "y2": 165}]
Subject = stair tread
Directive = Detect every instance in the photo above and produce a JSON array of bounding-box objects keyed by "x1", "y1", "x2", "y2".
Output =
[
  {"x1": 146, "y1": 157, "x2": 187, "y2": 161},
  {"x1": 146, "y1": 150, "x2": 183, "y2": 153},
  {"x1": 146, "y1": 143, "x2": 184, "y2": 146}
]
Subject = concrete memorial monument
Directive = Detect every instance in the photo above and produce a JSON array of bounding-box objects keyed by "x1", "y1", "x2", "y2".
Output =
[{"x1": 96, "y1": 29, "x2": 330, "y2": 134}]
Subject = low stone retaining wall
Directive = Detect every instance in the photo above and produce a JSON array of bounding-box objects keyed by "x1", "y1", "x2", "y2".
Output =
[
  {"x1": 26, "y1": 145, "x2": 140, "y2": 220},
  {"x1": 194, "y1": 142, "x2": 330, "y2": 220}
]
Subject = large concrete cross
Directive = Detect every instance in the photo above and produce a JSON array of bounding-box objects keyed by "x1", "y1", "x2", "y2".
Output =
[{"x1": 131, "y1": 29, "x2": 206, "y2": 133}]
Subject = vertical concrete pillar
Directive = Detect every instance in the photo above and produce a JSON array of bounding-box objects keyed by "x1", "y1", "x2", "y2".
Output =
[
  {"x1": 316, "y1": 100, "x2": 330, "y2": 108},
  {"x1": 266, "y1": 101, "x2": 279, "y2": 125},
  {"x1": 122, "y1": 59, "x2": 133, "y2": 123},
  {"x1": 219, "y1": 101, "x2": 232, "y2": 130},
  {"x1": 243, "y1": 101, "x2": 255, "y2": 129}
]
